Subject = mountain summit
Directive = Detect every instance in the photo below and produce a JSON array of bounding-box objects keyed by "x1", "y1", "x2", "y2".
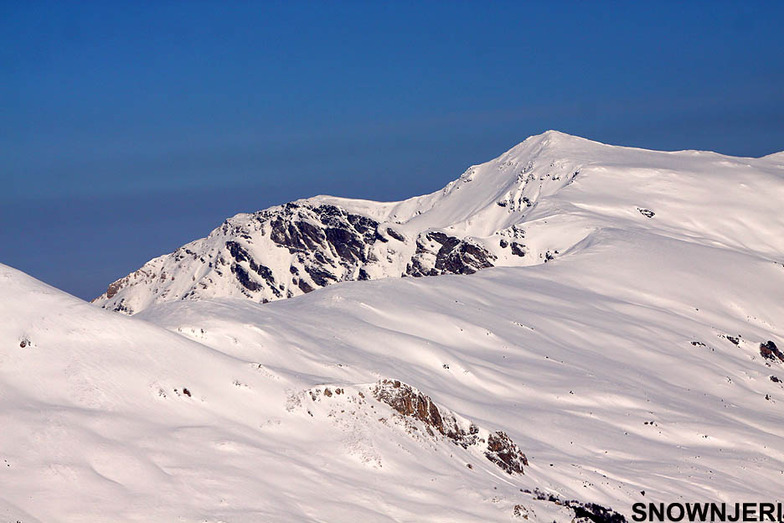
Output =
[{"x1": 94, "y1": 131, "x2": 784, "y2": 314}]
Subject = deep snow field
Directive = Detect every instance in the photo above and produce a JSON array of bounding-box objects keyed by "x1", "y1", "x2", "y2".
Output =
[{"x1": 2, "y1": 132, "x2": 783, "y2": 522}]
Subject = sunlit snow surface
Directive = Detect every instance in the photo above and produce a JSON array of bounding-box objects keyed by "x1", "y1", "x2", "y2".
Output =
[{"x1": 2, "y1": 132, "x2": 784, "y2": 521}]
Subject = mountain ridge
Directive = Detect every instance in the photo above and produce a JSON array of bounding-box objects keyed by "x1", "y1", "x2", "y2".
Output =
[{"x1": 93, "y1": 131, "x2": 784, "y2": 314}]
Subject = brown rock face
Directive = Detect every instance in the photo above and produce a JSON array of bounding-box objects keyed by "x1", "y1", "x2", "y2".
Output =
[
  {"x1": 372, "y1": 379, "x2": 526, "y2": 474},
  {"x1": 105, "y1": 281, "x2": 122, "y2": 299},
  {"x1": 485, "y1": 431, "x2": 528, "y2": 475},
  {"x1": 760, "y1": 340, "x2": 784, "y2": 362}
]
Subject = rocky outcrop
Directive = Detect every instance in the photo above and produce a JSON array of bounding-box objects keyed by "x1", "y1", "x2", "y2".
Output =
[
  {"x1": 485, "y1": 430, "x2": 528, "y2": 475},
  {"x1": 95, "y1": 200, "x2": 509, "y2": 313},
  {"x1": 526, "y1": 488, "x2": 627, "y2": 523},
  {"x1": 372, "y1": 379, "x2": 528, "y2": 475},
  {"x1": 405, "y1": 232, "x2": 496, "y2": 277},
  {"x1": 94, "y1": 132, "x2": 594, "y2": 314},
  {"x1": 760, "y1": 340, "x2": 784, "y2": 362}
]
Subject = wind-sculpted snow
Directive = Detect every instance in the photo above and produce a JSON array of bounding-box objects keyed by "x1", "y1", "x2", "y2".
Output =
[{"x1": 3, "y1": 132, "x2": 784, "y2": 521}]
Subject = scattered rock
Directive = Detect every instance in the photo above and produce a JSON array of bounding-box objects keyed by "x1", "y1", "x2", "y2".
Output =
[{"x1": 512, "y1": 504, "x2": 530, "y2": 519}]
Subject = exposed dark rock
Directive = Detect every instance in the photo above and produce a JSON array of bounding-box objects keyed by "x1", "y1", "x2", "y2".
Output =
[
  {"x1": 510, "y1": 243, "x2": 526, "y2": 257},
  {"x1": 297, "y1": 279, "x2": 314, "y2": 294},
  {"x1": 760, "y1": 341, "x2": 784, "y2": 362},
  {"x1": 112, "y1": 299, "x2": 133, "y2": 314},
  {"x1": 725, "y1": 335, "x2": 740, "y2": 346},
  {"x1": 105, "y1": 280, "x2": 122, "y2": 299},
  {"x1": 226, "y1": 241, "x2": 278, "y2": 294},
  {"x1": 372, "y1": 379, "x2": 526, "y2": 474},
  {"x1": 512, "y1": 504, "x2": 529, "y2": 519},
  {"x1": 407, "y1": 231, "x2": 496, "y2": 277},
  {"x1": 225, "y1": 241, "x2": 250, "y2": 263},
  {"x1": 637, "y1": 207, "x2": 655, "y2": 218},
  {"x1": 231, "y1": 264, "x2": 262, "y2": 292},
  {"x1": 530, "y1": 488, "x2": 627, "y2": 523},
  {"x1": 386, "y1": 227, "x2": 406, "y2": 242},
  {"x1": 325, "y1": 227, "x2": 365, "y2": 263},
  {"x1": 771, "y1": 375, "x2": 781, "y2": 383},
  {"x1": 99, "y1": 193, "x2": 542, "y2": 310},
  {"x1": 373, "y1": 379, "x2": 470, "y2": 445},
  {"x1": 485, "y1": 431, "x2": 528, "y2": 475},
  {"x1": 572, "y1": 502, "x2": 627, "y2": 523},
  {"x1": 438, "y1": 239, "x2": 495, "y2": 274}
]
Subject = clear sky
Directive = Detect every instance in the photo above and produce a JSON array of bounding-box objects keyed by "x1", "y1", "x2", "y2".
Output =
[{"x1": 2, "y1": 1, "x2": 783, "y2": 300}]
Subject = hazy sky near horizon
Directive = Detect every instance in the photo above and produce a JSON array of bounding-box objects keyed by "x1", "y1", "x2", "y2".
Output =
[{"x1": 2, "y1": 1, "x2": 783, "y2": 299}]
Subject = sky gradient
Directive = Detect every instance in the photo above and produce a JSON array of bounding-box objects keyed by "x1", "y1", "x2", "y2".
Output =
[{"x1": 2, "y1": 1, "x2": 783, "y2": 299}]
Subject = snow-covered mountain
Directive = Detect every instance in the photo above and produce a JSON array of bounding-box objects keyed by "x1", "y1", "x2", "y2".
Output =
[
  {"x1": 3, "y1": 132, "x2": 784, "y2": 522},
  {"x1": 96, "y1": 130, "x2": 784, "y2": 315}
]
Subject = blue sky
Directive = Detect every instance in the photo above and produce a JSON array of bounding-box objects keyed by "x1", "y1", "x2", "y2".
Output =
[{"x1": 2, "y1": 1, "x2": 783, "y2": 300}]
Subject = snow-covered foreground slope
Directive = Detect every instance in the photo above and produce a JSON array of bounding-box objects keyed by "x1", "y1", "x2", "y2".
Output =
[
  {"x1": 94, "y1": 131, "x2": 784, "y2": 315},
  {"x1": 0, "y1": 263, "x2": 610, "y2": 522},
  {"x1": 137, "y1": 228, "x2": 784, "y2": 515}
]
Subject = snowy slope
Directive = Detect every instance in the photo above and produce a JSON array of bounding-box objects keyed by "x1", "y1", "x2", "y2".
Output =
[
  {"x1": 4, "y1": 133, "x2": 784, "y2": 522},
  {"x1": 1, "y1": 264, "x2": 603, "y2": 522},
  {"x1": 95, "y1": 131, "x2": 784, "y2": 315},
  {"x1": 137, "y1": 228, "x2": 784, "y2": 518}
]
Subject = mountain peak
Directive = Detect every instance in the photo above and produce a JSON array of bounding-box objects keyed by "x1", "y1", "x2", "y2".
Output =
[{"x1": 93, "y1": 135, "x2": 784, "y2": 314}]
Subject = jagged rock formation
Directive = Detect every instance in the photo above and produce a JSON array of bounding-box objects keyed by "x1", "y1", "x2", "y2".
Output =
[
  {"x1": 93, "y1": 131, "x2": 590, "y2": 314},
  {"x1": 371, "y1": 379, "x2": 528, "y2": 475},
  {"x1": 760, "y1": 340, "x2": 784, "y2": 362}
]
